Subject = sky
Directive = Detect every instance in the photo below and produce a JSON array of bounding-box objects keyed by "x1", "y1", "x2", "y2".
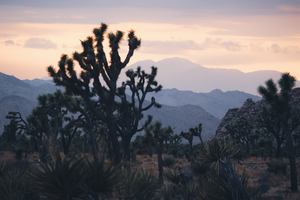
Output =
[{"x1": 0, "y1": 0, "x2": 299, "y2": 81}]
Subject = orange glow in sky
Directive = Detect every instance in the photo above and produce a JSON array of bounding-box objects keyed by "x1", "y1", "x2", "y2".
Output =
[{"x1": 0, "y1": 1, "x2": 299, "y2": 81}]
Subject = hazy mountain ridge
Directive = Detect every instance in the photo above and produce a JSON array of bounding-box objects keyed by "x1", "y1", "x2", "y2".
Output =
[
  {"x1": 0, "y1": 71, "x2": 220, "y2": 139},
  {"x1": 0, "y1": 95, "x2": 38, "y2": 134},
  {"x1": 0, "y1": 72, "x2": 60, "y2": 102},
  {"x1": 122, "y1": 57, "x2": 300, "y2": 95},
  {"x1": 143, "y1": 104, "x2": 220, "y2": 140},
  {"x1": 144, "y1": 88, "x2": 261, "y2": 119},
  {"x1": 0, "y1": 57, "x2": 294, "y2": 138}
]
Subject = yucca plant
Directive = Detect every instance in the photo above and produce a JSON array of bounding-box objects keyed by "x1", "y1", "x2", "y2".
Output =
[
  {"x1": 160, "y1": 184, "x2": 175, "y2": 200},
  {"x1": 30, "y1": 156, "x2": 86, "y2": 200},
  {"x1": 164, "y1": 167, "x2": 181, "y2": 185},
  {"x1": 117, "y1": 167, "x2": 160, "y2": 199},
  {"x1": 80, "y1": 158, "x2": 123, "y2": 199},
  {"x1": 198, "y1": 171, "x2": 232, "y2": 200},
  {"x1": 0, "y1": 161, "x2": 39, "y2": 200},
  {"x1": 179, "y1": 181, "x2": 199, "y2": 200},
  {"x1": 199, "y1": 168, "x2": 256, "y2": 200},
  {"x1": 198, "y1": 137, "x2": 250, "y2": 200}
]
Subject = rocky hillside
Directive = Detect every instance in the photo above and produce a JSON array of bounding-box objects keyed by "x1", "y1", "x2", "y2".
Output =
[{"x1": 216, "y1": 87, "x2": 300, "y2": 136}]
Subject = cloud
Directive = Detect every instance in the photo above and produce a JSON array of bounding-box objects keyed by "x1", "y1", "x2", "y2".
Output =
[
  {"x1": 4, "y1": 40, "x2": 14, "y2": 45},
  {"x1": 221, "y1": 41, "x2": 242, "y2": 51},
  {"x1": 3, "y1": 40, "x2": 21, "y2": 46},
  {"x1": 270, "y1": 44, "x2": 287, "y2": 53},
  {"x1": 23, "y1": 37, "x2": 57, "y2": 49},
  {"x1": 269, "y1": 44, "x2": 299, "y2": 54},
  {"x1": 142, "y1": 38, "x2": 243, "y2": 54}
]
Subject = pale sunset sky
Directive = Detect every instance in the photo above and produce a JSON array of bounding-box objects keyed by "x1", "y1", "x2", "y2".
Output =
[{"x1": 0, "y1": 0, "x2": 299, "y2": 81}]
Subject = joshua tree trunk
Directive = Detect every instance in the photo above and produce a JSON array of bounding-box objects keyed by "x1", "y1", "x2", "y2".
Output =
[
  {"x1": 275, "y1": 139, "x2": 282, "y2": 158},
  {"x1": 123, "y1": 135, "x2": 131, "y2": 162},
  {"x1": 284, "y1": 126, "x2": 298, "y2": 192},
  {"x1": 157, "y1": 141, "x2": 164, "y2": 183}
]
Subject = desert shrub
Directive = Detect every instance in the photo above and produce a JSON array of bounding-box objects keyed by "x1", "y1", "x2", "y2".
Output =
[
  {"x1": 198, "y1": 167, "x2": 256, "y2": 200},
  {"x1": 179, "y1": 181, "x2": 199, "y2": 200},
  {"x1": 164, "y1": 156, "x2": 176, "y2": 167},
  {"x1": 117, "y1": 168, "x2": 160, "y2": 199},
  {"x1": 266, "y1": 159, "x2": 287, "y2": 175},
  {"x1": 160, "y1": 184, "x2": 175, "y2": 200},
  {"x1": 77, "y1": 158, "x2": 123, "y2": 199},
  {"x1": 191, "y1": 160, "x2": 210, "y2": 176},
  {"x1": 30, "y1": 157, "x2": 86, "y2": 200},
  {"x1": 31, "y1": 155, "x2": 124, "y2": 199},
  {"x1": 165, "y1": 168, "x2": 181, "y2": 185},
  {"x1": 0, "y1": 161, "x2": 39, "y2": 200}
]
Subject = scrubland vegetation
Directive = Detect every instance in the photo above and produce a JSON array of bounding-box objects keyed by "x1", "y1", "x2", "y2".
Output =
[{"x1": 0, "y1": 23, "x2": 300, "y2": 200}]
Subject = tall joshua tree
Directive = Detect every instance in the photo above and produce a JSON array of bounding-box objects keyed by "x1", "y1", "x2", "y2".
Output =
[
  {"x1": 145, "y1": 121, "x2": 173, "y2": 182},
  {"x1": 48, "y1": 23, "x2": 144, "y2": 164},
  {"x1": 116, "y1": 66, "x2": 162, "y2": 162},
  {"x1": 258, "y1": 72, "x2": 298, "y2": 192}
]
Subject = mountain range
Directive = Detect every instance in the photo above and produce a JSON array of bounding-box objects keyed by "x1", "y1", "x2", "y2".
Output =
[
  {"x1": 121, "y1": 57, "x2": 300, "y2": 95},
  {"x1": 1, "y1": 57, "x2": 295, "y2": 139}
]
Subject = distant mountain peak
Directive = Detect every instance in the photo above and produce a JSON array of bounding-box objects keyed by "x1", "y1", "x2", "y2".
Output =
[
  {"x1": 126, "y1": 57, "x2": 300, "y2": 95},
  {"x1": 210, "y1": 89, "x2": 223, "y2": 93}
]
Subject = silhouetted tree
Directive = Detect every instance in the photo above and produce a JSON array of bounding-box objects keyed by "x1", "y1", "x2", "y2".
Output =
[
  {"x1": 2, "y1": 112, "x2": 27, "y2": 145},
  {"x1": 27, "y1": 90, "x2": 83, "y2": 158},
  {"x1": 116, "y1": 66, "x2": 161, "y2": 162},
  {"x1": 180, "y1": 123, "x2": 203, "y2": 158},
  {"x1": 258, "y1": 72, "x2": 298, "y2": 192},
  {"x1": 189, "y1": 123, "x2": 203, "y2": 146},
  {"x1": 257, "y1": 107, "x2": 284, "y2": 157},
  {"x1": 145, "y1": 121, "x2": 173, "y2": 182},
  {"x1": 180, "y1": 131, "x2": 194, "y2": 158},
  {"x1": 48, "y1": 23, "x2": 143, "y2": 164},
  {"x1": 225, "y1": 117, "x2": 254, "y2": 154}
]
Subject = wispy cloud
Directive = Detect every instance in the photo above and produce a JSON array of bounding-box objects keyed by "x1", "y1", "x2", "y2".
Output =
[
  {"x1": 24, "y1": 37, "x2": 57, "y2": 49},
  {"x1": 3, "y1": 39, "x2": 21, "y2": 46},
  {"x1": 269, "y1": 43, "x2": 298, "y2": 54},
  {"x1": 4, "y1": 40, "x2": 14, "y2": 45}
]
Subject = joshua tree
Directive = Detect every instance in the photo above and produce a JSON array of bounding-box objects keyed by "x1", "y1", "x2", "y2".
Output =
[
  {"x1": 145, "y1": 121, "x2": 173, "y2": 182},
  {"x1": 256, "y1": 107, "x2": 285, "y2": 157},
  {"x1": 27, "y1": 90, "x2": 83, "y2": 160},
  {"x1": 48, "y1": 23, "x2": 157, "y2": 164},
  {"x1": 258, "y1": 72, "x2": 298, "y2": 192},
  {"x1": 116, "y1": 66, "x2": 162, "y2": 162},
  {"x1": 189, "y1": 123, "x2": 203, "y2": 145},
  {"x1": 2, "y1": 112, "x2": 27, "y2": 145},
  {"x1": 225, "y1": 117, "x2": 254, "y2": 154},
  {"x1": 180, "y1": 131, "x2": 194, "y2": 158},
  {"x1": 180, "y1": 123, "x2": 202, "y2": 158}
]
